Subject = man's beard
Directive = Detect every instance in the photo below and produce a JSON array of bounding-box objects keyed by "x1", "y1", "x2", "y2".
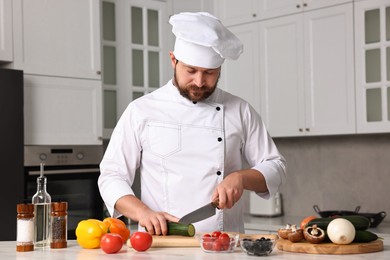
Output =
[{"x1": 173, "y1": 69, "x2": 220, "y2": 102}]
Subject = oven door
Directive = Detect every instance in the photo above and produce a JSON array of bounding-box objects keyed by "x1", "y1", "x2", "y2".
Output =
[{"x1": 25, "y1": 165, "x2": 104, "y2": 239}]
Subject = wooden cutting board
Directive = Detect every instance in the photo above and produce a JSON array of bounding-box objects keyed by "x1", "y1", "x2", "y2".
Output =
[
  {"x1": 277, "y1": 239, "x2": 383, "y2": 254},
  {"x1": 127, "y1": 233, "x2": 277, "y2": 248}
]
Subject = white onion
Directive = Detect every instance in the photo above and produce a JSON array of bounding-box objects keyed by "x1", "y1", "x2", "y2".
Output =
[{"x1": 327, "y1": 218, "x2": 356, "y2": 245}]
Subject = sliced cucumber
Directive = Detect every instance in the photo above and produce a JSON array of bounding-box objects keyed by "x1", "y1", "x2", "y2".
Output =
[{"x1": 167, "y1": 222, "x2": 196, "y2": 237}]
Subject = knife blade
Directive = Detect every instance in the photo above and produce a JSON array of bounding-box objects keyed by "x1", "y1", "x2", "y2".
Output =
[{"x1": 179, "y1": 200, "x2": 219, "y2": 225}]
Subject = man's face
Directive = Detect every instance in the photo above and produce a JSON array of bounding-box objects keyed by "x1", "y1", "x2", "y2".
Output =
[{"x1": 170, "y1": 54, "x2": 221, "y2": 102}]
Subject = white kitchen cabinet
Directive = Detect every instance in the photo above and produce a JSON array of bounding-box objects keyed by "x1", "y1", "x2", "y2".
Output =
[
  {"x1": 355, "y1": 0, "x2": 390, "y2": 133},
  {"x1": 24, "y1": 75, "x2": 102, "y2": 145},
  {"x1": 215, "y1": 0, "x2": 352, "y2": 26},
  {"x1": 259, "y1": 0, "x2": 352, "y2": 20},
  {"x1": 12, "y1": 0, "x2": 101, "y2": 79},
  {"x1": 260, "y1": 3, "x2": 355, "y2": 137},
  {"x1": 0, "y1": 0, "x2": 13, "y2": 62},
  {"x1": 101, "y1": 0, "x2": 170, "y2": 139},
  {"x1": 220, "y1": 23, "x2": 261, "y2": 114},
  {"x1": 171, "y1": 0, "x2": 214, "y2": 15},
  {"x1": 214, "y1": 0, "x2": 260, "y2": 26}
]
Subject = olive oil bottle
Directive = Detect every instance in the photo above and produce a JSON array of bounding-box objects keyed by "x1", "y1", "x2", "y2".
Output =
[{"x1": 32, "y1": 163, "x2": 51, "y2": 248}]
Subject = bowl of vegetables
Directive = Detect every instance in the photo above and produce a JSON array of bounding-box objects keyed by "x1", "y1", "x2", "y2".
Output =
[
  {"x1": 198, "y1": 231, "x2": 239, "y2": 253},
  {"x1": 240, "y1": 237, "x2": 276, "y2": 256}
]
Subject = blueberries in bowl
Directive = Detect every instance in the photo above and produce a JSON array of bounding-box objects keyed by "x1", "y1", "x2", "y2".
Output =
[{"x1": 240, "y1": 237, "x2": 275, "y2": 256}]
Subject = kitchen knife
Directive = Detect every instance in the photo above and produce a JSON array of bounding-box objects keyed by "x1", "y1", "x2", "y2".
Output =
[{"x1": 179, "y1": 200, "x2": 219, "y2": 225}]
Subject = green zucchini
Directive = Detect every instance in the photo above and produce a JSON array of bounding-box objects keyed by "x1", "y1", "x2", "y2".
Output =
[
  {"x1": 353, "y1": 230, "x2": 378, "y2": 243},
  {"x1": 167, "y1": 222, "x2": 196, "y2": 237},
  {"x1": 306, "y1": 215, "x2": 370, "y2": 231}
]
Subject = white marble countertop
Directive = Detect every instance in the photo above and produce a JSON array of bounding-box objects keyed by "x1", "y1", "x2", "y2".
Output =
[
  {"x1": 1, "y1": 236, "x2": 389, "y2": 260},
  {"x1": 2, "y1": 215, "x2": 388, "y2": 259}
]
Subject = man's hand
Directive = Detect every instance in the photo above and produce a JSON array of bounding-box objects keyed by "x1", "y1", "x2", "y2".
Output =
[
  {"x1": 211, "y1": 169, "x2": 268, "y2": 209},
  {"x1": 115, "y1": 195, "x2": 179, "y2": 236},
  {"x1": 137, "y1": 208, "x2": 179, "y2": 235},
  {"x1": 211, "y1": 172, "x2": 244, "y2": 209}
]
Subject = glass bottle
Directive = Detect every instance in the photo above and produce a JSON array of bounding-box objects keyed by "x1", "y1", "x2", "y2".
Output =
[
  {"x1": 16, "y1": 203, "x2": 34, "y2": 252},
  {"x1": 50, "y1": 202, "x2": 68, "y2": 249},
  {"x1": 32, "y1": 163, "x2": 51, "y2": 248}
]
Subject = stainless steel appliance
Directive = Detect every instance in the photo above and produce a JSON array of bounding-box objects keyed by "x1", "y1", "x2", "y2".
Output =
[
  {"x1": 249, "y1": 192, "x2": 283, "y2": 217},
  {"x1": 24, "y1": 145, "x2": 104, "y2": 239},
  {"x1": 0, "y1": 68, "x2": 24, "y2": 241}
]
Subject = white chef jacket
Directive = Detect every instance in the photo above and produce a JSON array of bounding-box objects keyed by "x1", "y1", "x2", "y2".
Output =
[{"x1": 98, "y1": 80, "x2": 286, "y2": 233}]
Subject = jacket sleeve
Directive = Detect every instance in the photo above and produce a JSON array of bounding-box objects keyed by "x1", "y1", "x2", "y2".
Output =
[
  {"x1": 98, "y1": 105, "x2": 141, "y2": 217},
  {"x1": 242, "y1": 104, "x2": 287, "y2": 199}
]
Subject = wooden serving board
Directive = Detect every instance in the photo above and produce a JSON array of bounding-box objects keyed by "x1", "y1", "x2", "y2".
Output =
[
  {"x1": 277, "y1": 239, "x2": 383, "y2": 254},
  {"x1": 127, "y1": 233, "x2": 277, "y2": 248}
]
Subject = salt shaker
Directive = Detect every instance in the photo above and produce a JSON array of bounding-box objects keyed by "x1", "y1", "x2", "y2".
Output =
[
  {"x1": 16, "y1": 203, "x2": 34, "y2": 252},
  {"x1": 50, "y1": 202, "x2": 68, "y2": 248}
]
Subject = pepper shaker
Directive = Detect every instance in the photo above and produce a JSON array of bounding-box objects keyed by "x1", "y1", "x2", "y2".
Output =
[
  {"x1": 16, "y1": 203, "x2": 34, "y2": 252},
  {"x1": 50, "y1": 202, "x2": 68, "y2": 248}
]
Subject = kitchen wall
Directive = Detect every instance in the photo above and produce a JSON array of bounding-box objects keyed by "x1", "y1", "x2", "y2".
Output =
[{"x1": 269, "y1": 134, "x2": 390, "y2": 220}]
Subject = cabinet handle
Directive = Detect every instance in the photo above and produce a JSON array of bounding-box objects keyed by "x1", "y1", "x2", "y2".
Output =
[
  {"x1": 305, "y1": 128, "x2": 310, "y2": 132},
  {"x1": 299, "y1": 128, "x2": 303, "y2": 132},
  {"x1": 96, "y1": 70, "x2": 101, "y2": 75},
  {"x1": 252, "y1": 13, "x2": 257, "y2": 18},
  {"x1": 303, "y1": 3, "x2": 307, "y2": 7},
  {"x1": 296, "y1": 4, "x2": 301, "y2": 8}
]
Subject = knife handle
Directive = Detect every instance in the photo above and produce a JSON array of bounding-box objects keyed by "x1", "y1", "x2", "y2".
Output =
[{"x1": 211, "y1": 199, "x2": 219, "y2": 209}]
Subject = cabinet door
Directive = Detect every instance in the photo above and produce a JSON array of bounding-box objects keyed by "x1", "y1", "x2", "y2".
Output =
[
  {"x1": 303, "y1": 0, "x2": 352, "y2": 12},
  {"x1": 259, "y1": 14, "x2": 305, "y2": 137},
  {"x1": 355, "y1": 0, "x2": 390, "y2": 133},
  {"x1": 172, "y1": 0, "x2": 214, "y2": 14},
  {"x1": 303, "y1": 4, "x2": 355, "y2": 135},
  {"x1": 24, "y1": 75, "x2": 102, "y2": 145},
  {"x1": 259, "y1": 0, "x2": 302, "y2": 20},
  {"x1": 0, "y1": 0, "x2": 13, "y2": 61},
  {"x1": 101, "y1": 0, "x2": 169, "y2": 139},
  {"x1": 12, "y1": 0, "x2": 101, "y2": 79},
  {"x1": 221, "y1": 23, "x2": 261, "y2": 114},
  {"x1": 258, "y1": 0, "x2": 352, "y2": 20},
  {"x1": 215, "y1": 0, "x2": 260, "y2": 26}
]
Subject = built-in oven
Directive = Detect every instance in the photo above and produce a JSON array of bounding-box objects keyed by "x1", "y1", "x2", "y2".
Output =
[{"x1": 24, "y1": 145, "x2": 105, "y2": 239}]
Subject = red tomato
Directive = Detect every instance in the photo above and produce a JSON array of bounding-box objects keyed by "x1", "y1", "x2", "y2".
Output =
[
  {"x1": 211, "y1": 231, "x2": 221, "y2": 238},
  {"x1": 130, "y1": 232, "x2": 153, "y2": 252},
  {"x1": 218, "y1": 233, "x2": 230, "y2": 249},
  {"x1": 100, "y1": 233, "x2": 123, "y2": 254},
  {"x1": 202, "y1": 233, "x2": 213, "y2": 250},
  {"x1": 212, "y1": 240, "x2": 224, "y2": 251}
]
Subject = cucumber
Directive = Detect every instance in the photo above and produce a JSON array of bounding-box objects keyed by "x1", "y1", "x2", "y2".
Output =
[
  {"x1": 306, "y1": 215, "x2": 370, "y2": 231},
  {"x1": 353, "y1": 230, "x2": 378, "y2": 243},
  {"x1": 167, "y1": 222, "x2": 196, "y2": 237}
]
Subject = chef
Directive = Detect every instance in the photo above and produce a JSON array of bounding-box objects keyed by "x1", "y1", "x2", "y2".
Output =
[{"x1": 98, "y1": 12, "x2": 287, "y2": 235}]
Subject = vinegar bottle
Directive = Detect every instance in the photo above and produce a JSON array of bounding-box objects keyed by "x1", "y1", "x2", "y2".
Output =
[{"x1": 32, "y1": 163, "x2": 51, "y2": 248}]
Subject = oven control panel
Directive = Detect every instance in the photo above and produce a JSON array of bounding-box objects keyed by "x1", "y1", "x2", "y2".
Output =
[{"x1": 24, "y1": 145, "x2": 103, "y2": 166}]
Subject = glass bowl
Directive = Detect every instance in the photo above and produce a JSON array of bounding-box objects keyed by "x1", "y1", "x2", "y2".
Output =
[
  {"x1": 198, "y1": 233, "x2": 239, "y2": 253},
  {"x1": 239, "y1": 237, "x2": 276, "y2": 256}
]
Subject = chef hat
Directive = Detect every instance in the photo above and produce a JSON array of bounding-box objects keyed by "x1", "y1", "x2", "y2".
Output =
[{"x1": 169, "y1": 12, "x2": 243, "y2": 69}]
